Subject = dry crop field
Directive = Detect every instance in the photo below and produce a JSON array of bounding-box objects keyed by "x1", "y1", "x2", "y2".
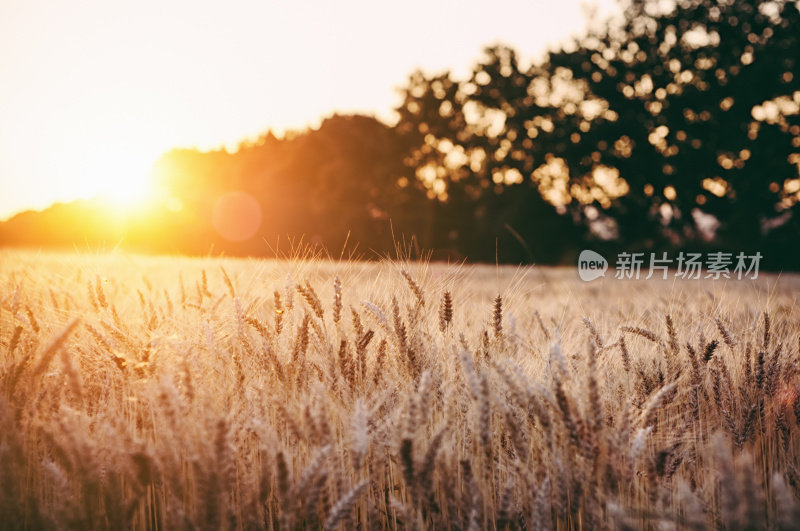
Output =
[{"x1": 1, "y1": 249, "x2": 799, "y2": 530}]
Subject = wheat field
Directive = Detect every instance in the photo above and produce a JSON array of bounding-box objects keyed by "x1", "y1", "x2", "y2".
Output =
[{"x1": 1, "y1": 249, "x2": 799, "y2": 530}]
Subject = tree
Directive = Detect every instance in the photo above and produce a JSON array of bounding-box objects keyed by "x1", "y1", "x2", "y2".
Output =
[
  {"x1": 395, "y1": 53, "x2": 585, "y2": 264},
  {"x1": 148, "y1": 114, "x2": 429, "y2": 257},
  {"x1": 549, "y1": 0, "x2": 800, "y2": 260},
  {"x1": 395, "y1": 0, "x2": 800, "y2": 267}
]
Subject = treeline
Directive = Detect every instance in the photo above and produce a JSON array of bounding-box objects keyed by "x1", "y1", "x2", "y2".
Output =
[
  {"x1": 0, "y1": 116, "x2": 430, "y2": 259},
  {"x1": 1, "y1": 0, "x2": 799, "y2": 267}
]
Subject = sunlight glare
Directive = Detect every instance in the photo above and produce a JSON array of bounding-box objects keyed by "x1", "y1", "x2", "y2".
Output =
[{"x1": 76, "y1": 146, "x2": 156, "y2": 210}]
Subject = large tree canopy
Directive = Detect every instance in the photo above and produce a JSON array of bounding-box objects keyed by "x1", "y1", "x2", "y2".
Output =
[{"x1": 395, "y1": 0, "x2": 800, "y2": 265}]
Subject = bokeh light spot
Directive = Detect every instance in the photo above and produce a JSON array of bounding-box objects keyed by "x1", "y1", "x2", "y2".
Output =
[{"x1": 212, "y1": 191, "x2": 262, "y2": 242}]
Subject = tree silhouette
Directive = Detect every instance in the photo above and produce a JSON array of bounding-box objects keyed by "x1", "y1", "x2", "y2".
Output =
[
  {"x1": 394, "y1": 0, "x2": 800, "y2": 266},
  {"x1": 151, "y1": 114, "x2": 430, "y2": 257},
  {"x1": 0, "y1": 115, "x2": 430, "y2": 259},
  {"x1": 395, "y1": 53, "x2": 584, "y2": 263},
  {"x1": 548, "y1": 0, "x2": 800, "y2": 258}
]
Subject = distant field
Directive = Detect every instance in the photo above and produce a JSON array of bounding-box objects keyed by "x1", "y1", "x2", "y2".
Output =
[{"x1": 1, "y1": 249, "x2": 799, "y2": 529}]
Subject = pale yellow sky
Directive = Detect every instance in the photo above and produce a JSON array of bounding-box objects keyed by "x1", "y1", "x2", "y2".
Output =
[{"x1": 0, "y1": 0, "x2": 619, "y2": 220}]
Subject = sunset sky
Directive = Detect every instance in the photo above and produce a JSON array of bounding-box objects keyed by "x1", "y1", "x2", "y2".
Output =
[{"x1": 0, "y1": 0, "x2": 619, "y2": 221}]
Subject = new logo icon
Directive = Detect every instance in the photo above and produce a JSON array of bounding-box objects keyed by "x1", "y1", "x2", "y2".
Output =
[{"x1": 578, "y1": 250, "x2": 608, "y2": 282}]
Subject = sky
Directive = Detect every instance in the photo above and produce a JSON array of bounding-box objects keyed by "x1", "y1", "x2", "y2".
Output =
[{"x1": 0, "y1": 0, "x2": 620, "y2": 221}]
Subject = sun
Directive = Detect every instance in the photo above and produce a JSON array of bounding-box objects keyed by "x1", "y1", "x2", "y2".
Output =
[
  {"x1": 99, "y1": 173, "x2": 152, "y2": 206},
  {"x1": 76, "y1": 145, "x2": 157, "y2": 210}
]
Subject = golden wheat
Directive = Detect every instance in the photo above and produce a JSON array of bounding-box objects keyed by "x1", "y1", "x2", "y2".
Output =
[{"x1": 0, "y1": 249, "x2": 799, "y2": 529}]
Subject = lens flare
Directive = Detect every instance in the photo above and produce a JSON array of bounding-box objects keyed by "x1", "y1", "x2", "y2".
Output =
[{"x1": 211, "y1": 191, "x2": 262, "y2": 242}]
